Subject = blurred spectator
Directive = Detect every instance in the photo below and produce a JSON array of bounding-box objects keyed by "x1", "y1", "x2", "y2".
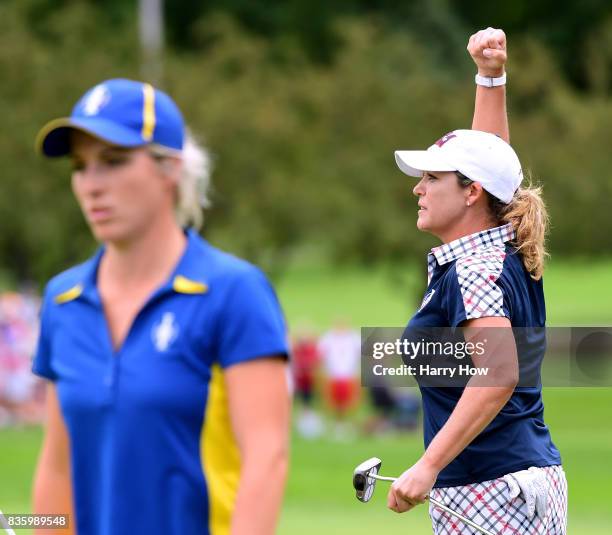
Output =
[
  {"x1": 392, "y1": 389, "x2": 420, "y2": 431},
  {"x1": 291, "y1": 323, "x2": 324, "y2": 438},
  {"x1": 318, "y1": 319, "x2": 361, "y2": 437},
  {"x1": 292, "y1": 323, "x2": 320, "y2": 407},
  {"x1": 0, "y1": 290, "x2": 44, "y2": 426},
  {"x1": 364, "y1": 384, "x2": 420, "y2": 435},
  {"x1": 364, "y1": 385, "x2": 396, "y2": 434}
]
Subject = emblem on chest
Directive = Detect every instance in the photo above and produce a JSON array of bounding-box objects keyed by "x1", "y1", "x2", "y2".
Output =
[
  {"x1": 419, "y1": 289, "x2": 436, "y2": 312},
  {"x1": 152, "y1": 312, "x2": 179, "y2": 352}
]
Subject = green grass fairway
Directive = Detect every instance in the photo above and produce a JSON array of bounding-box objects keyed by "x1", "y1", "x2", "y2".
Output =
[
  {"x1": 1, "y1": 259, "x2": 611, "y2": 533},
  {"x1": 2, "y1": 389, "x2": 611, "y2": 534}
]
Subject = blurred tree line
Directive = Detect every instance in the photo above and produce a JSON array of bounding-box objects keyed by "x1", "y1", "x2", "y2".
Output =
[{"x1": 2, "y1": 0, "x2": 612, "y2": 285}]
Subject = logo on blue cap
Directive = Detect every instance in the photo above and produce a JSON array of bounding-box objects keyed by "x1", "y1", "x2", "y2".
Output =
[
  {"x1": 36, "y1": 78, "x2": 185, "y2": 157},
  {"x1": 82, "y1": 85, "x2": 111, "y2": 117}
]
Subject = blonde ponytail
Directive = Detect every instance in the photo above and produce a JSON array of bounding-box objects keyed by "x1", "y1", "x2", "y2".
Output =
[
  {"x1": 457, "y1": 172, "x2": 549, "y2": 280},
  {"x1": 498, "y1": 184, "x2": 549, "y2": 280}
]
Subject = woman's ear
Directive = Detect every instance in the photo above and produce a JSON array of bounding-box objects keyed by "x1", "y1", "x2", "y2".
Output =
[
  {"x1": 160, "y1": 157, "x2": 183, "y2": 184},
  {"x1": 467, "y1": 182, "x2": 485, "y2": 206}
]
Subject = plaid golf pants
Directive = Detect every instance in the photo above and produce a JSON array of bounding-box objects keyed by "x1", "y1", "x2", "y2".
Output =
[{"x1": 429, "y1": 465, "x2": 567, "y2": 534}]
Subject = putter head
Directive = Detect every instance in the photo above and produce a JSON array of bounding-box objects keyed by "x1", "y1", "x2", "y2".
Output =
[{"x1": 353, "y1": 457, "x2": 382, "y2": 502}]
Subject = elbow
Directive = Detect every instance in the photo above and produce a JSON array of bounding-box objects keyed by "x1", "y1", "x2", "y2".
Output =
[
  {"x1": 238, "y1": 441, "x2": 289, "y2": 503},
  {"x1": 491, "y1": 375, "x2": 518, "y2": 397},
  {"x1": 471, "y1": 368, "x2": 517, "y2": 391},
  {"x1": 490, "y1": 374, "x2": 517, "y2": 404},
  {"x1": 272, "y1": 448, "x2": 289, "y2": 483},
  {"x1": 489, "y1": 360, "x2": 519, "y2": 390},
  {"x1": 496, "y1": 370, "x2": 518, "y2": 390},
  {"x1": 242, "y1": 436, "x2": 289, "y2": 481},
  {"x1": 264, "y1": 441, "x2": 289, "y2": 481},
  {"x1": 477, "y1": 384, "x2": 515, "y2": 417},
  {"x1": 473, "y1": 367, "x2": 517, "y2": 406}
]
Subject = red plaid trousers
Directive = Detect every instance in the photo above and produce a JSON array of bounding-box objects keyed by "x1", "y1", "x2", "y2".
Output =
[{"x1": 429, "y1": 465, "x2": 567, "y2": 534}]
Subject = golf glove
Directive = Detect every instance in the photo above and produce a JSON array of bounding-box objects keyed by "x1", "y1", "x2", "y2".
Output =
[{"x1": 503, "y1": 467, "x2": 549, "y2": 520}]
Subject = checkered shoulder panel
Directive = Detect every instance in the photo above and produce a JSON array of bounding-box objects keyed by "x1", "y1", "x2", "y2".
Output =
[{"x1": 455, "y1": 246, "x2": 507, "y2": 320}]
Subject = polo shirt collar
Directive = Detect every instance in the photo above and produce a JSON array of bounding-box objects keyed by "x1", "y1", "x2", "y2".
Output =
[
  {"x1": 168, "y1": 229, "x2": 209, "y2": 294},
  {"x1": 54, "y1": 228, "x2": 208, "y2": 306},
  {"x1": 426, "y1": 223, "x2": 515, "y2": 284}
]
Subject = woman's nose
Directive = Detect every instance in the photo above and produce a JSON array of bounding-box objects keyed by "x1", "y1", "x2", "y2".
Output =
[{"x1": 413, "y1": 177, "x2": 425, "y2": 197}]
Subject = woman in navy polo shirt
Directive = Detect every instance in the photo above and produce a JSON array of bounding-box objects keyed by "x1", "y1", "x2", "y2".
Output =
[
  {"x1": 386, "y1": 29, "x2": 567, "y2": 534},
  {"x1": 32, "y1": 79, "x2": 290, "y2": 535}
]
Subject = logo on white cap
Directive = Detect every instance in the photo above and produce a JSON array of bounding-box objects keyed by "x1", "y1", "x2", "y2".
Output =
[
  {"x1": 83, "y1": 84, "x2": 110, "y2": 116},
  {"x1": 434, "y1": 133, "x2": 457, "y2": 147}
]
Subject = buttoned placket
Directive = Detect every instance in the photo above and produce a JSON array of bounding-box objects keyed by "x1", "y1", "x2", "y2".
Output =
[{"x1": 79, "y1": 277, "x2": 180, "y2": 403}]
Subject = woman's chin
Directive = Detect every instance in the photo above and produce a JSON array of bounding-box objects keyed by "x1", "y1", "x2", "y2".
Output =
[
  {"x1": 416, "y1": 216, "x2": 429, "y2": 231},
  {"x1": 89, "y1": 222, "x2": 126, "y2": 244}
]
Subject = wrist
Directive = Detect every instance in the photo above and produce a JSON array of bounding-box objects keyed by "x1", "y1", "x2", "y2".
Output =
[
  {"x1": 420, "y1": 452, "x2": 443, "y2": 474},
  {"x1": 475, "y1": 71, "x2": 506, "y2": 88},
  {"x1": 477, "y1": 67, "x2": 505, "y2": 78}
]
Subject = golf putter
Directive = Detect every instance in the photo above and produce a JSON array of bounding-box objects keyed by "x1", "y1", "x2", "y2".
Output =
[{"x1": 353, "y1": 457, "x2": 495, "y2": 535}]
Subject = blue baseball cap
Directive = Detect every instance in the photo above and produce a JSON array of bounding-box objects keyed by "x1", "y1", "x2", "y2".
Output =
[{"x1": 36, "y1": 78, "x2": 184, "y2": 157}]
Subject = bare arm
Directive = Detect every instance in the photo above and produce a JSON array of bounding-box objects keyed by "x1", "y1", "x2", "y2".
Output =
[
  {"x1": 32, "y1": 384, "x2": 75, "y2": 535},
  {"x1": 226, "y1": 357, "x2": 290, "y2": 535},
  {"x1": 420, "y1": 317, "x2": 517, "y2": 463},
  {"x1": 388, "y1": 317, "x2": 518, "y2": 512},
  {"x1": 468, "y1": 28, "x2": 510, "y2": 142}
]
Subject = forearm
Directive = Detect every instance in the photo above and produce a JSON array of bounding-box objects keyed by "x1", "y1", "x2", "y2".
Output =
[
  {"x1": 468, "y1": 27, "x2": 510, "y2": 142},
  {"x1": 226, "y1": 359, "x2": 290, "y2": 534},
  {"x1": 32, "y1": 465, "x2": 75, "y2": 535},
  {"x1": 422, "y1": 385, "x2": 514, "y2": 472},
  {"x1": 231, "y1": 445, "x2": 288, "y2": 535},
  {"x1": 472, "y1": 84, "x2": 509, "y2": 142},
  {"x1": 33, "y1": 384, "x2": 74, "y2": 535}
]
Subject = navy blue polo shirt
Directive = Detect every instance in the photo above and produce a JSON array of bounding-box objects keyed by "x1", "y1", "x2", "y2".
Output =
[
  {"x1": 32, "y1": 229, "x2": 288, "y2": 535},
  {"x1": 408, "y1": 224, "x2": 561, "y2": 488}
]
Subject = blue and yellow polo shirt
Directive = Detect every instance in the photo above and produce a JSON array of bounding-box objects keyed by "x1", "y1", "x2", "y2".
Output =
[{"x1": 32, "y1": 229, "x2": 288, "y2": 535}]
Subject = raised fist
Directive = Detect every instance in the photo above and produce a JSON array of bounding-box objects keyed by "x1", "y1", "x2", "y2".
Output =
[{"x1": 467, "y1": 27, "x2": 507, "y2": 78}]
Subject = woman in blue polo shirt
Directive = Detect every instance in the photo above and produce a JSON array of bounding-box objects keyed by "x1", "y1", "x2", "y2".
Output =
[
  {"x1": 32, "y1": 79, "x2": 290, "y2": 535},
  {"x1": 386, "y1": 29, "x2": 567, "y2": 534}
]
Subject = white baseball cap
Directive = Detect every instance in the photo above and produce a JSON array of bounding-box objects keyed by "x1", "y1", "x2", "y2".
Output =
[{"x1": 394, "y1": 129, "x2": 523, "y2": 204}]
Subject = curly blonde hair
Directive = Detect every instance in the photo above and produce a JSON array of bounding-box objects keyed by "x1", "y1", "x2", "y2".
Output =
[
  {"x1": 149, "y1": 129, "x2": 212, "y2": 230},
  {"x1": 495, "y1": 184, "x2": 549, "y2": 280},
  {"x1": 458, "y1": 173, "x2": 549, "y2": 280}
]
